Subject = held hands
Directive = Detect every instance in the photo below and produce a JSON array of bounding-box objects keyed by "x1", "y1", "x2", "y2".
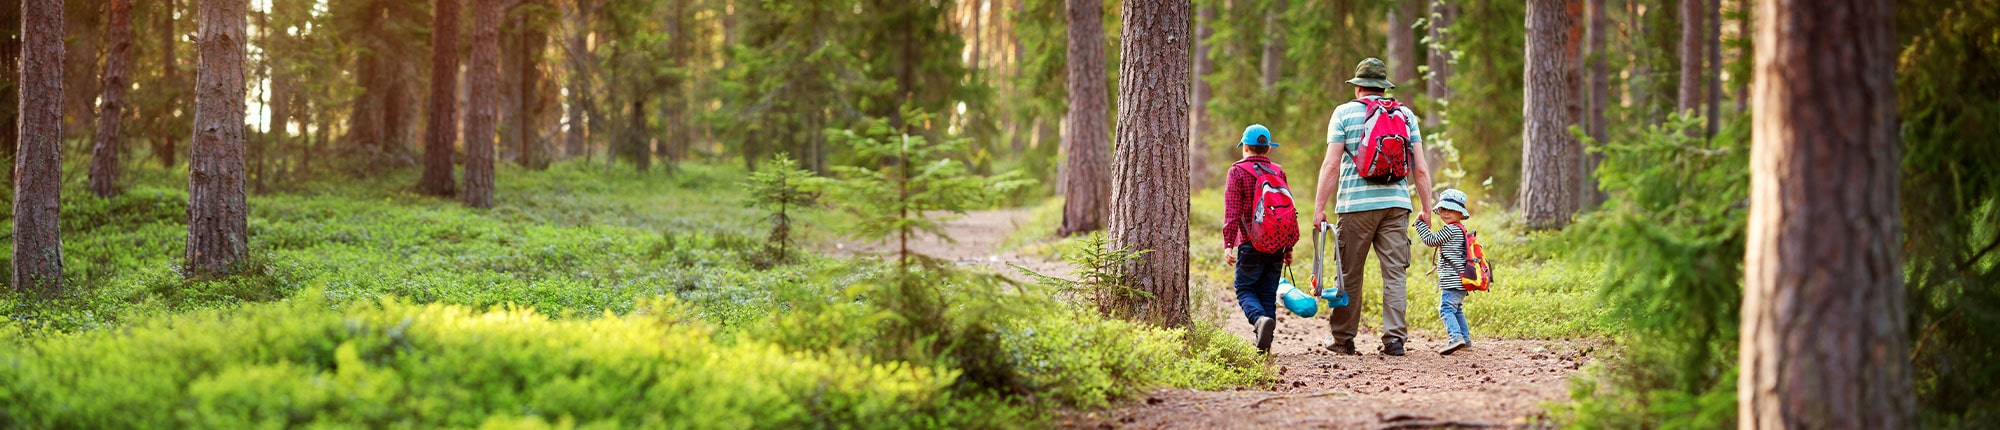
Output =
[{"x1": 1418, "y1": 210, "x2": 1433, "y2": 226}]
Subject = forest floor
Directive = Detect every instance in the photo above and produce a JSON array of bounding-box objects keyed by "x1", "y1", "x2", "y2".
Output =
[{"x1": 842, "y1": 208, "x2": 1595, "y2": 429}]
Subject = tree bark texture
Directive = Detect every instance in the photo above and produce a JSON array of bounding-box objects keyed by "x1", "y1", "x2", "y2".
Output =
[
  {"x1": 89, "y1": 0, "x2": 133, "y2": 198},
  {"x1": 1058, "y1": 0, "x2": 1110, "y2": 236},
  {"x1": 1188, "y1": 4, "x2": 1213, "y2": 190},
  {"x1": 1109, "y1": 0, "x2": 1191, "y2": 328},
  {"x1": 1677, "y1": 0, "x2": 1705, "y2": 118},
  {"x1": 155, "y1": 0, "x2": 179, "y2": 168},
  {"x1": 187, "y1": 0, "x2": 248, "y2": 277},
  {"x1": 1259, "y1": 0, "x2": 1283, "y2": 93},
  {"x1": 1704, "y1": 0, "x2": 1722, "y2": 138},
  {"x1": 13, "y1": 0, "x2": 63, "y2": 293},
  {"x1": 563, "y1": 0, "x2": 592, "y2": 158},
  {"x1": 2, "y1": 0, "x2": 20, "y2": 179},
  {"x1": 1387, "y1": 0, "x2": 1419, "y2": 93},
  {"x1": 1582, "y1": 0, "x2": 1607, "y2": 208},
  {"x1": 1424, "y1": 0, "x2": 1455, "y2": 129},
  {"x1": 420, "y1": 0, "x2": 460, "y2": 196},
  {"x1": 519, "y1": 20, "x2": 549, "y2": 170},
  {"x1": 462, "y1": 0, "x2": 499, "y2": 208},
  {"x1": 1739, "y1": 0, "x2": 1913, "y2": 427},
  {"x1": 1519, "y1": 0, "x2": 1583, "y2": 231}
]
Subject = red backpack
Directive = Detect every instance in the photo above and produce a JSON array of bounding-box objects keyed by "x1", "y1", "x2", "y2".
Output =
[
  {"x1": 1235, "y1": 161, "x2": 1300, "y2": 254},
  {"x1": 1347, "y1": 98, "x2": 1417, "y2": 184}
]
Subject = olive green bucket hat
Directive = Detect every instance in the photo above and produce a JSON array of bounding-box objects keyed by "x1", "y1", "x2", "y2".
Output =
[{"x1": 1345, "y1": 57, "x2": 1397, "y2": 89}]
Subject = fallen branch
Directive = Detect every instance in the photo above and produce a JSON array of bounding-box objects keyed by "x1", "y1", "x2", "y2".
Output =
[{"x1": 1244, "y1": 390, "x2": 1348, "y2": 409}]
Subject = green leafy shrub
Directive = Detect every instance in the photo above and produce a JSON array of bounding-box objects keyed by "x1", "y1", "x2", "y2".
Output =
[
  {"x1": 1554, "y1": 113, "x2": 1748, "y2": 428},
  {"x1": 0, "y1": 291, "x2": 972, "y2": 429},
  {"x1": 827, "y1": 108, "x2": 1033, "y2": 268}
]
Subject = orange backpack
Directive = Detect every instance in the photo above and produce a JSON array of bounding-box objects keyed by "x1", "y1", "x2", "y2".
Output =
[{"x1": 1453, "y1": 222, "x2": 1494, "y2": 291}]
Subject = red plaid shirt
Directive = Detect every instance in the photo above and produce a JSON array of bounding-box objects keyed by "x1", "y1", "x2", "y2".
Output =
[{"x1": 1222, "y1": 156, "x2": 1287, "y2": 249}]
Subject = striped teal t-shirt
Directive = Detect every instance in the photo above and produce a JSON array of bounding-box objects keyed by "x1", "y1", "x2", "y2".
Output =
[{"x1": 1328, "y1": 96, "x2": 1423, "y2": 214}]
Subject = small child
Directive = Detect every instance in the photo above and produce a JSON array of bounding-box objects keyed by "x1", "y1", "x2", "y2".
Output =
[
  {"x1": 1413, "y1": 189, "x2": 1474, "y2": 355},
  {"x1": 1222, "y1": 124, "x2": 1296, "y2": 354}
]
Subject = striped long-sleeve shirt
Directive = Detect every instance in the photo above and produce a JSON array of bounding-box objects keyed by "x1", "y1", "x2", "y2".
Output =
[
  {"x1": 1413, "y1": 219, "x2": 1465, "y2": 290},
  {"x1": 1328, "y1": 96, "x2": 1424, "y2": 214}
]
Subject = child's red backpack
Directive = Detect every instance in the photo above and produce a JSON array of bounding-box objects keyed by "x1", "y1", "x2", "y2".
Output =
[
  {"x1": 1453, "y1": 222, "x2": 1494, "y2": 291},
  {"x1": 1234, "y1": 161, "x2": 1300, "y2": 254},
  {"x1": 1347, "y1": 98, "x2": 1417, "y2": 184}
]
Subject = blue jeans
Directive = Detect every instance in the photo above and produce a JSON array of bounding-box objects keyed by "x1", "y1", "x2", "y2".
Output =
[
  {"x1": 1439, "y1": 289, "x2": 1471, "y2": 343},
  {"x1": 1233, "y1": 245, "x2": 1284, "y2": 325}
]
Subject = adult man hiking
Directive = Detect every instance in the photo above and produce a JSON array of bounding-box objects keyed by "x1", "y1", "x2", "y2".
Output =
[{"x1": 1312, "y1": 58, "x2": 1436, "y2": 356}]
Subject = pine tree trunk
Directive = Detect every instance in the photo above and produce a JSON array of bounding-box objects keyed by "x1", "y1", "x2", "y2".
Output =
[
  {"x1": 1677, "y1": 0, "x2": 1704, "y2": 119},
  {"x1": 563, "y1": 0, "x2": 591, "y2": 158},
  {"x1": 1704, "y1": 0, "x2": 1721, "y2": 138},
  {"x1": 156, "y1": 0, "x2": 178, "y2": 168},
  {"x1": 420, "y1": 0, "x2": 460, "y2": 196},
  {"x1": 1519, "y1": 0, "x2": 1582, "y2": 231},
  {"x1": 520, "y1": 20, "x2": 548, "y2": 170},
  {"x1": 970, "y1": 0, "x2": 982, "y2": 70},
  {"x1": 187, "y1": 0, "x2": 248, "y2": 278},
  {"x1": 1, "y1": 0, "x2": 19, "y2": 181},
  {"x1": 1582, "y1": 0, "x2": 1607, "y2": 208},
  {"x1": 1188, "y1": 4, "x2": 1213, "y2": 190},
  {"x1": 1424, "y1": 0, "x2": 1454, "y2": 129},
  {"x1": 1058, "y1": 0, "x2": 1110, "y2": 236},
  {"x1": 13, "y1": 0, "x2": 63, "y2": 294},
  {"x1": 1386, "y1": 0, "x2": 1418, "y2": 93},
  {"x1": 1739, "y1": 0, "x2": 1912, "y2": 427},
  {"x1": 89, "y1": 0, "x2": 133, "y2": 198},
  {"x1": 1259, "y1": 0, "x2": 1283, "y2": 93},
  {"x1": 1110, "y1": 0, "x2": 1190, "y2": 328},
  {"x1": 462, "y1": 0, "x2": 499, "y2": 208},
  {"x1": 1734, "y1": 0, "x2": 1749, "y2": 112}
]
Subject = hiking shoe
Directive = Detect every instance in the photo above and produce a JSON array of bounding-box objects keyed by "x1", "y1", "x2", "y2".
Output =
[
  {"x1": 1438, "y1": 339, "x2": 1468, "y2": 356},
  {"x1": 1325, "y1": 339, "x2": 1360, "y2": 355},
  {"x1": 1380, "y1": 338, "x2": 1406, "y2": 356},
  {"x1": 1254, "y1": 317, "x2": 1276, "y2": 353}
]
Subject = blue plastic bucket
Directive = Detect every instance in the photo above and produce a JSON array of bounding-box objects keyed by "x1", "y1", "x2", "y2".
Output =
[{"x1": 1278, "y1": 279, "x2": 1319, "y2": 317}]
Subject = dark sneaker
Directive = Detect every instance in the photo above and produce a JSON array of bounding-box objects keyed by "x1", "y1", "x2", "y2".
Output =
[
  {"x1": 1438, "y1": 339, "x2": 1468, "y2": 356},
  {"x1": 1325, "y1": 339, "x2": 1360, "y2": 355},
  {"x1": 1380, "y1": 337, "x2": 1406, "y2": 356},
  {"x1": 1254, "y1": 317, "x2": 1276, "y2": 353}
]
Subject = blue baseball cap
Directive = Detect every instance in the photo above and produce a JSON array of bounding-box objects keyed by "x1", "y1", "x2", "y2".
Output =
[{"x1": 1239, "y1": 124, "x2": 1278, "y2": 147}]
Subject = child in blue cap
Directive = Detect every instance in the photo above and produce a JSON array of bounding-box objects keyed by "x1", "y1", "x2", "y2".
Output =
[
  {"x1": 1413, "y1": 189, "x2": 1474, "y2": 355},
  {"x1": 1222, "y1": 124, "x2": 1301, "y2": 354}
]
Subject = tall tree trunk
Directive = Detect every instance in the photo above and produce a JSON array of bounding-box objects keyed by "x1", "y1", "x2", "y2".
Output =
[
  {"x1": 563, "y1": 0, "x2": 592, "y2": 158},
  {"x1": 156, "y1": 0, "x2": 177, "y2": 168},
  {"x1": 1424, "y1": 0, "x2": 1454, "y2": 129},
  {"x1": 462, "y1": 0, "x2": 500, "y2": 208},
  {"x1": 187, "y1": 0, "x2": 248, "y2": 277},
  {"x1": 1739, "y1": 0, "x2": 1912, "y2": 427},
  {"x1": 1677, "y1": 0, "x2": 1704, "y2": 120},
  {"x1": 626, "y1": 98, "x2": 649, "y2": 172},
  {"x1": 13, "y1": 0, "x2": 63, "y2": 294},
  {"x1": 500, "y1": 11, "x2": 523, "y2": 164},
  {"x1": 519, "y1": 19, "x2": 548, "y2": 170},
  {"x1": 1259, "y1": 0, "x2": 1283, "y2": 93},
  {"x1": 1, "y1": 0, "x2": 19, "y2": 180},
  {"x1": 971, "y1": 0, "x2": 982, "y2": 70},
  {"x1": 1581, "y1": 0, "x2": 1607, "y2": 208},
  {"x1": 1057, "y1": 0, "x2": 1110, "y2": 236},
  {"x1": 1386, "y1": 0, "x2": 1418, "y2": 94},
  {"x1": 1733, "y1": 0, "x2": 1749, "y2": 112},
  {"x1": 1188, "y1": 4, "x2": 1213, "y2": 190},
  {"x1": 420, "y1": 0, "x2": 460, "y2": 196},
  {"x1": 1704, "y1": 0, "x2": 1721, "y2": 139},
  {"x1": 1109, "y1": 0, "x2": 1190, "y2": 328},
  {"x1": 1519, "y1": 0, "x2": 1582, "y2": 231},
  {"x1": 88, "y1": 0, "x2": 133, "y2": 198}
]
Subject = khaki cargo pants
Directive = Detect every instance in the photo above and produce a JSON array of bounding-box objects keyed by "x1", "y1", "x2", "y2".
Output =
[{"x1": 1326, "y1": 207, "x2": 1411, "y2": 344}]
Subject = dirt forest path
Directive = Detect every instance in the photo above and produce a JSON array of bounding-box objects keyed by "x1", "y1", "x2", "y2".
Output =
[{"x1": 832, "y1": 209, "x2": 1592, "y2": 428}]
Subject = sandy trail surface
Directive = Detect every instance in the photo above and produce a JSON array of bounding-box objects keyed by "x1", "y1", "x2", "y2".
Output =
[{"x1": 826, "y1": 209, "x2": 1590, "y2": 429}]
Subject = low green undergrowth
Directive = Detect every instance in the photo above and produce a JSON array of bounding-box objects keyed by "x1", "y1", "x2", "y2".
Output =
[{"x1": 1, "y1": 160, "x2": 1275, "y2": 427}]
